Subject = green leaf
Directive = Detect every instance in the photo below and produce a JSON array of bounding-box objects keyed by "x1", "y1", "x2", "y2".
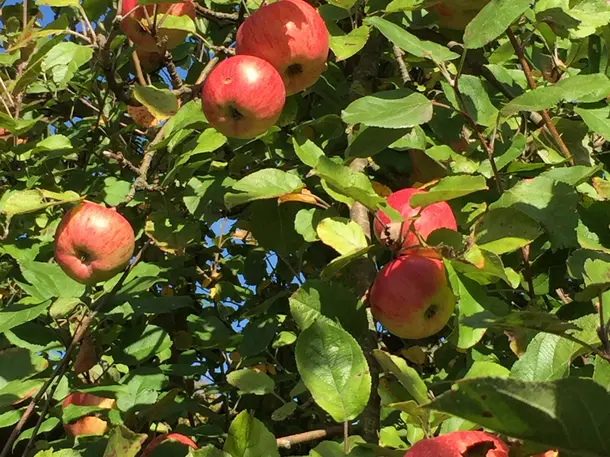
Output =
[
  {"x1": 475, "y1": 208, "x2": 543, "y2": 255},
  {"x1": 373, "y1": 350, "x2": 428, "y2": 405},
  {"x1": 316, "y1": 217, "x2": 368, "y2": 255},
  {"x1": 461, "y1": 310, "x2": 582, "y2": 334},
  {"x1": 225, "y1": 169, "x2": 305, "y2": 209},
  {"x1": 0, "y1": 348, "x2": 47, "y2": 389},
  {"x1": 427, "y1": 377, "x2": 610, "y2": 457},
  {"x1": 408, "y1": 175, "x2": 488, "y2": 207},
  {"x1": 144, "y1": 210, "x2": 201, "y2": 256},
  {"x1": 0, "y1": 189, "x2": 80, "y2": 216},
  {"x1": 489, "y1": 175, "x2": 579, "y2": 249},
  {"x1": 289, "y1": 279, "x2": 367, "y2": 337},
  {"x1": 226, "y1": 369, "x2": 275, "y2": 395},
  {"x1": 116, "y1": 325, "x2": 172, "y2": 364},
  {"x1": 103, "y1": 177, "x2": 131, "y2": 207},
  {"x1": 442, "y1": 76, "x2": 498, "y2": 127},
  {"x1": 0, "y1": 379, "x2": 44, "y2": 408},
  {"x1": 155, "y1": 13, "x2": 196, "y2": 32},
  {"x1": 133, "y1": 85, "x2": 180, "y2": 120},
  {"x1": 575, "y1": 104, "x2": 610, "y2": 142},
  {"x1": 0, "y1": 300, "x2": 51, "y2": 334},
  {"x1": 594, "y1": 355, "x2": 610, "y2": 391},
  {"x1": 191, "y1": 446, "x2": 231, "y2": 457},
  {"x1": 328, "y1": 24, "x2": 370, "y2": 61},
  {"x1": 446, "y1": 264, "x2": 492, "y2": 350},
  {"x1": 478, "y1": 134, "x2": 526, "y2": 178},
  {"x1": 511, "y1": 314, "x2": 600, "y2": 381},
  {"x1": 239, "y1": 317, "x2": 278, "y2": 357},
  {"x1": 502, "y1": 75, "x2": 610, "y2": 116},
  {"x1": 320, "y1": 245, "x2": 376, "y2": 279},
  {"x1": 326, "y1": 0, "x2": 357, "y2": 9},
  {"x1": 271, "y1": 401, "x2": 297, "y2": 421},
  {"x1": 464, "y1": 0, "x2": 532, "y2": 49},
  {"x1": 102, "y1": 425, "x2": 147, "y2": 457},
  {"x1": 41, "y1": 42, "x2": 93, "y2": 86},
  {"x1": 223, "y1": 410, "x2": 280, "y2": 457},
  {"x1": 365, "y1": 16, "x2": 459, "y2": 62},
  {"x1": 346, "y1": 126, "x2": 410, "y2": 159},
  {"x1": 342, "y1": 90, "x2": 433, "y2": 129},
  {"x1": 295, "y1": 319, "x2": 371, "y2": 422},
  {"x1": 187, "y1": 315, "x2": 233, "y2": 349},
  {"x1": 292, "y1": 137, "x2": 325, "y2": 168}
]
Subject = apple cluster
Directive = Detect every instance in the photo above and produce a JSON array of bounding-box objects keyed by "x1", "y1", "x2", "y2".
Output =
[
  {"x1": 370, "y1": 188, "x2": 458, "y2": 340},
  {"x1": 62, "y1": 392, "x2": 197, "y2": 453},
  {"x1": 201, "y1": 0, "x2": 330, "y2": 139}
]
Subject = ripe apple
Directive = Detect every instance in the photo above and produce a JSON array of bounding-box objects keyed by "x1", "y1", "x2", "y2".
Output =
[
  {"x1": 404, "y1": 431, "x2": 508, "y2": 456},
  {"x1": 133, "y1": 48, "x2": 165, "y2": 74},
  {"x1": 236, "y1": 0, "x2": 329, "y2": 95},
  {"x1": 141, "y1": 433, "x2": 198, "y2": 457},
  {"x1": 201, "y1": 55, "x2": 286, "y2": 139},
  {"x1": 428, "y1": 0, "x2": 490, "y2": 30},
  {"x1": 374, "y1": 188, "x2": 457, "y2": 251},
  {"x1": 120, "y1": 0, "x2": 196, "y2": 52},
  {"x1": 62, "y1": 392, "x2": 116, "y2": 438},
  {"x1": 54, "y1": 202, "x2": 135, "y2": 285},
  {"x1": 370, "y1": 253, "x2": 456, "y2": 339}
]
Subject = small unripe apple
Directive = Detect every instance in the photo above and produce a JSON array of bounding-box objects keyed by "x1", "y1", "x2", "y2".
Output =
[
  {"x1": 141, "y1": 433, "x2": 198, "y2": 457},
  {"x1": 429, "y1": 0, "x2": 490, "y2": 30},
  {"x1": 370, "y1": 254, "x2": 456, "y2": 339},
  {"x1": 54, "y1": 202, "x2": 135, "y2": 285},
  {"x1": 404, "y1": 431, "x2": 508, "y2": 456},
  {"x1": 236, "y1": 0, "x2": 329, "y2": 95},
  {"x1": 201, "y1": 55, "x2": 286, "y2": 139},
  {"x1": 62, "y1": 392, "x2": 116, "y2": 438},
  {"x1": 120, "y1": 0, "x2": 196, "y2": 52},
  {"x1": 374, "y1": 188, "x2": 457, "y2": 251}
]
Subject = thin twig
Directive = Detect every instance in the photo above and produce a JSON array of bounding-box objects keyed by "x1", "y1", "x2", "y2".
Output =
[
  {"x1": 102, "y1": 150, "x2": 140, "y2": 173},
  {"x1": 276, "y1": 426, "x2": 346, "y2": 449},
  {"x1": 194, "y1": 3, "x2": 239, "y2": 21},
  {"x1": 123, "y1": 124, "x2": 169, "y2": 203},
  {"x1": 506, "y1": 27, "x2": 574, "y2": 166},
  {"x1": 0, "y1": 76, "x2": 15, "y2": 107},
  {"x1": 0, "y1": 242, "x2": 150, "y2": 457},
  {"x1": 393, "y1": 46, "x2": 410, "y2": 85},
  {"x1": 77, "y1": 4, "x2": 97, "y2": 42},
  {"x1": 343, "y1": 421, "x2": 349, "y2": 454},
  {"x1": 131, "y1": 48, "x2": 148, "y2": 86}
]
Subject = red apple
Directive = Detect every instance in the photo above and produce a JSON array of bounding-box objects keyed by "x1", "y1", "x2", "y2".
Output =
[
  {"x1": 374, "y1": 188, "x2": 457, "y2": 251},
  {"x1": 141, "y1": 433, "x2": 198, "y2": 457},
  {"x1": 404, "y1": 431, "x2": 508, "y2": 456},
  {"x1": 370, "y1": 253, "x2": 456, "y2": 339},
  {"x1": 62, "y1": 392, "x2": 115, "y2": 438},
  {"x1": 236, "y1": 0, "x2": 329, "y2": 95},
  {"x1": 201, "y1": 55, "x2": 286, "y2": 139},
  {"x1": 120, "y1": 0, "x2": 196, "y2": 52},
  {"x1": 54, "y1": 202, "x2": 135, "y2": 285}
]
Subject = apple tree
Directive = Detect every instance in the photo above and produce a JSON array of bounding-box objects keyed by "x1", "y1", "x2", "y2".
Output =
[{"x1": 1, "y1": 0, "x2": 610, "y2": 456}]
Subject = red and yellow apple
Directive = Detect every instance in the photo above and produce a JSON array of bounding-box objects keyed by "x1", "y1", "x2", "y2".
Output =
[
  {"x1": 54, "y1": 202, "x2": 135, "y2": 285},
  {"x1": 201, "y1": 55, "x2": 286, "y2": 139},
  {"x1": 428, "y1": 0, "x2": 490, "y2": 30},
  {"x1": 120, "y1": 0, "x2": 196, "y2": 52},
  {"x1": 236, "y1": 0, "x2": 329, "y2": 95},
  {"x1": 370, "y1": 253, "x2": 456, "y2": 339},
  {"x1": 374, "y1": 188, "x2": 457, "y2": 251},
  {"x1": 404, "y1": 431, "x2": 508, "y2": 456},
  {"x1": 62, "y1": 392, "x2": 115, "y2": 438},
  {"x1": 141, "y1": 433, "x2": 198, "y2": 457}
]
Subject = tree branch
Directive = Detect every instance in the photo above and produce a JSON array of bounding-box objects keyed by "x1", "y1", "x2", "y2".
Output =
[
  {"x1": 506, "y1": 27, "x2": 575, "y2": 166},
  {"x1": 393, "y1": 45, "x2": 410, "y2": 85},
  {"x1": 194, "y1": 3, "x2": 239, "y2": 22},
  {"x1": 123, "y1": 124, "x2": 169, "y2": 203},
  {"x1": 1, "y1": 241, "x2": 150, "y2": 457},
  {"x1": 276, "y1": 426, "x2": 347, "y2": 449}
]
